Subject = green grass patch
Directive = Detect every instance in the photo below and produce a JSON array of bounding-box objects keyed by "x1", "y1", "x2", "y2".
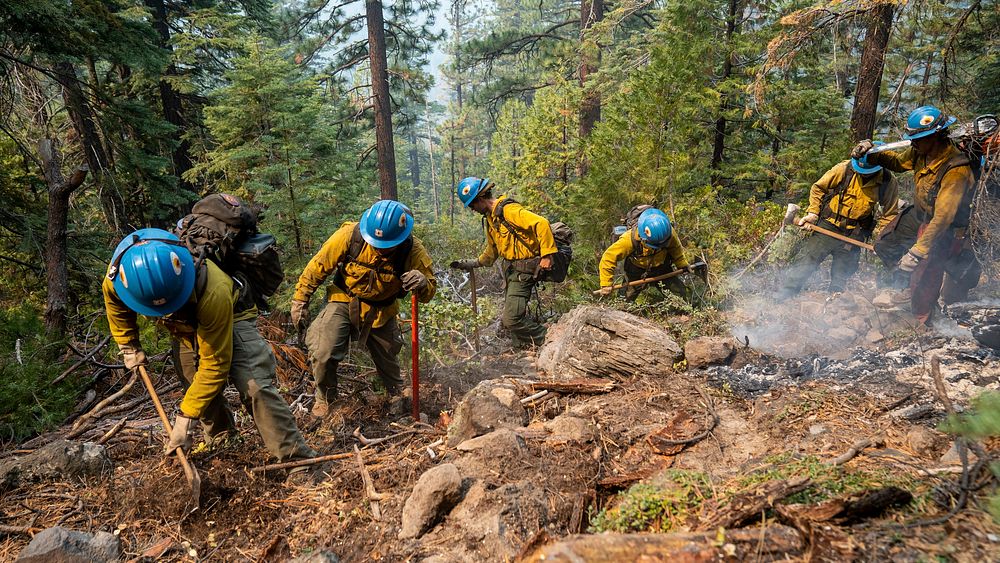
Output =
[{"x1": 589, "y1": 470, "x2": 712, "y2": 533}]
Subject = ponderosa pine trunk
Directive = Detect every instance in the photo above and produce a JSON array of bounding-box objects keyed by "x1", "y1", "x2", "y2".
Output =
[
  {"x1": 579, "y1": 0, "x2": 604, "y2": 139},
  {"x1": 850, "y1": 2, "x2": 894, "y2": 142},
  {"x1": 710, "y1": 0, "x2": 741, "y2": 186},
  {"x1": 366, "y1": 0, "x2": 398, "y2": 200}
]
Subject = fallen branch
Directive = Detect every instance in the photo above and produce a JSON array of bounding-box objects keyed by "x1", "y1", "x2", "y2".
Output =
[
  {"x1": 250, "y1": 451, "x2": 355, "y2": 473},
  {"x1": 69, "y1": 371, "x2": 138, "y2": 432},
  {"x1": 0, "y1": 524, "x2": 41, "y2": 536},
  {"x1": 354, "y1": 445, "x2": 386, "y2": 520},
  {"x1": 827, "y1": 436, "x2": 885, "y2": 466},
  {"x1": 520, "y1": 390, "x2": 549, "y2": 404},
  {"x1": 530, "y1": 379, "x2": 616, "y2": 395},
  {"x1": 353, "y1": 427, "x2": 418, "y2": 447},
  {"x1": 50, "y1": 335, "x2": 112, "y2": 386},
  {"x1": 96, "y1": 417, "x2": 128, "y2": 445}
]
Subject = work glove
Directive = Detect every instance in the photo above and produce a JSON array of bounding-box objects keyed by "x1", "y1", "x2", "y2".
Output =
[
  {"x1": 898, "y1": 251, "x2": 922, "y2": 272},
  {"x1": 400, "y1": 270, "x2": 429, "y2": 292},
  {"x1": 449, "y1": 259, "x2": 481, "y2": 271},
  {"x1": 597, "y1": 286, "x2": 614, "y2": 296},
  {"x1": 798, "y1": 213, "x2": 819, "y2": 229},
  {"x1": 119, "y1": 344, "x2": 147, "y2": 370},
  {"x1": 686, "y1": 263, "x2": 706, "y2": 275},
  {"x1": 290, "y1": 299, "x2": 310, "y2": 332},
  {"x1": 851, "y1": 139, "x2": 874, "y2": 159},
  {"x1": 165, "y1": 415, "x2": 195, "y2": 455}
]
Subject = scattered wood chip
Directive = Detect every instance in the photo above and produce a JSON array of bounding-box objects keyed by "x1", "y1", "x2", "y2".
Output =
[{"x1": 530, "y1": 379, "x2": 616, "y2": 395}]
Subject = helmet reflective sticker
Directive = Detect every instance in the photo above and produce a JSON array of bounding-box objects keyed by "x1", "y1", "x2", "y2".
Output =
[
  {"x1": 120, "y1": 268, "x2": 129, "y2": 289},
  {"x1": 462, "y1": 185, "x2": 471, "y2": 196},
  {"x1": 398, "y1": 215, "x2": 406, "y2": 228},
  {"x1": 375, "y1": 228, "x2": 384, "y2": 238},
  {"x1": 920, "y1": 114, "x2": 935, "y2": 126},
  {"x1": 170, "y1": 252, "x2": 183, "y2": 275},
  {"x1": 644, "y1": 227, "x2": 652, "y2": 238}
]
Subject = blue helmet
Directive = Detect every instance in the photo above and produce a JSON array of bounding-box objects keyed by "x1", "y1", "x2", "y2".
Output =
[
  {"x1": 851, "y1": 141, "x2": 884, "y2": 174},
  {"x1": 903, "y1": 105, "x2": 956, "y2": 140},
  {"x1": 108, "y1": 228, "x2": 196, "y2": 317},
  {"x1": 636, "y1": 208, "x2": 672, "y2": 249},
  {"x1": 360, "y1": 200, "x2": 414, "y2": 249},
  {"x1": 456, "y1": 177, "x2": 490, "y2": 207}
]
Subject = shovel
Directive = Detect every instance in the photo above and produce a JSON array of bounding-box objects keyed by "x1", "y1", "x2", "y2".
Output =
[
  {"x1": 594, "y1": 261, "x2": 708, "y2": 295},
  {"x1": 136, "y1": 365, "x2": 201, "y2": 507},
  {"x1": 786, "y1": 204, "x2": 875, "y2": 252},
  {"x1": 410, "y1": 294, "x2": 420, "y2": 421}
]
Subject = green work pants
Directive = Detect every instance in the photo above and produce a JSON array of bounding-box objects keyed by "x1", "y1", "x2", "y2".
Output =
[
  {"x1": 778, "y1": 220, "x2": 865, "y2": 297},
  {"x1": 306, "y1": 301, "x2": 404, "y2": 401},
  {"x1": 173, "y1": 319, "x2": 314, "y2": 462},
  {"x1": 622, "y1": 261, "x2": 688, "y2": 302},
  {"x1": 502, "y1": 267, "x2": 547, "y2": 348}
]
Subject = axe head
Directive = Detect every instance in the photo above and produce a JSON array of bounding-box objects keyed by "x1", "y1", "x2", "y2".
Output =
[{"x1": 783, "y1": 203, "x2": 800, "y2": 226}]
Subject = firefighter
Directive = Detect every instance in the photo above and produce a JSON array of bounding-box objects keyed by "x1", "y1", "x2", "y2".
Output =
[
  {"x1": 853, "y1": 105, "x2": 982, "y2": 324},
  {"x1": 598, "y1": 208, "x2": 698, "y2": 301},
  {"x1": 103, "y1": 228, "x2": 315, "y2": 464},
  {"x1": 290, "y1": 200, "x2": 436, "y2": 417},
  {"x1": 450, "y1": 177, "x2": 555, "y2": 348},
  {"x1": 778, "y1": 148, "x2": 899, "y2": 297}
]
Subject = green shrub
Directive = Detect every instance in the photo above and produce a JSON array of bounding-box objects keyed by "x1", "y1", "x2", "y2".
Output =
[{"x1": 589, "y1": 471, "x2": 712, "y2": 533}]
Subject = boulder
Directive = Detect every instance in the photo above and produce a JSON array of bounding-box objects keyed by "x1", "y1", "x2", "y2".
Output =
[
  {"x1": 543, "y1": 415, "x2": 594, "y2": 443},
  {"x1": 537, "y1": 306, "x2": 682, "y2": 380},
  {"x1": 1, "y1": 440, "x2": 111, "y2": 489},
  {"x1": 16, "y1": 527, "x2": 120, "y2": 563},
  {"x1": 399, "y1": 463, "x2": 463, "y2": 539},
  {"x1": 448, "y1": 380, "x2": 528, "y2": 444},
  {"x1": 456, "y1": 429, "x2": 526, "y2": 457},
  {"x1": 905, "y1": 427, "x2": 943, "y2": 458},
  {"x1": 684, "y1": 336, "x2": 735, "y2": 369},
  {"x1": 288, "y1": 551, "x2": 340, "y2": 563}
]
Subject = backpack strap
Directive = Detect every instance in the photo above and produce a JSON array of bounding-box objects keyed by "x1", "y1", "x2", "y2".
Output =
[
  {"x1": 492, "y1": 198, "x2": 535, "y2": 253},
  {"x1": 927, "y1": 152, "x2": 974, "y2": 229},
  {"x1": 819, "y1": 162, "x2": 854, "y2": 226},
  {"x1": 334, "y1": 224, "x2": 413, "y2": 307}
]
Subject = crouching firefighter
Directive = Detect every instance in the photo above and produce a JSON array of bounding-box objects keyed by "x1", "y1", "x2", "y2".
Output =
[
  {"x1": 853, "y1": 105, "x2": 982, "y2": 325},
  {"x1": 290, "y1": 200, "x2": 436, "y2": 418},
  {"x1": 103, "y1": 229, "x2": 316, "y2": 463},
  {"x1": 777, "y1": 147, "x2": 899, "y2": 298},
  {"x1": 599, "y1": 208, "x2": 701, "y2": 301}
]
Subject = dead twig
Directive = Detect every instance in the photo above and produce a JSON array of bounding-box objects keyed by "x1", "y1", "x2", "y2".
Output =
[
  {"x1": 354, "y1": 445, "x2": 386, "y2": 520},
  {"x1": 96, "y1": 418, "x2": 128, "y2": 445},
  {"x1": 250, "y1": 451, "x2": 355, "y2": 473},
  {"x1": 353, "y1": 427, "x2": 419, "y2": 447},
  {"x1": 828, "y1": 436, "x2": 885, "y2": 466},
  {"x1": 50, "y1": 335, "x2": 111, "y2": 386}
]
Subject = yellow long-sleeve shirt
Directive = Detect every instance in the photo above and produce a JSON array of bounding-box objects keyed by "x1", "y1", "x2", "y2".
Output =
[
  {"x1": 104, "y1": 261, "x2": 251, "y2": 419},
  {"x1": 868, "y1": 144, "x2": 975, "y2": 257},
  {"x1": 293, "y1": 222, "x2": 436, "y2": 328},
  {"x1": 477, "y1": 196, "x2": 558, "y2": 266},
  {"x1": 807, "y1": 161, "x2": 899, "y2": 234},
  {"x1": 599, "y1": 228, "x2": 689, "y2": 287}
]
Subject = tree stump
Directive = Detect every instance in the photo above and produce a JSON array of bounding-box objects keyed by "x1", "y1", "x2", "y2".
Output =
[{"x1": 537, "y1": 306, "x2": 682, "y2": 380}]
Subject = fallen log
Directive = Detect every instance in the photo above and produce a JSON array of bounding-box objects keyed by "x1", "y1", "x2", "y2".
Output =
[
  {"x1": 530, "y1": 379, "x2": 616, "y2": 395},
  {"x1": 775, "y1": 486, "x2": 913, "y2": 527},
  {"x1": 695, "y1": 477, "x2": 810, "y2": 531},
  {"x1": 518, "y1": 525, "x2": 804, "y2": 562}
]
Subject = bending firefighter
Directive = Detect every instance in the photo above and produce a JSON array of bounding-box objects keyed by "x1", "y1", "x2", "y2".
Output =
[
  {"x1": 599, "y1": 208, "x2": 699, "y2": 301},
  {"x1": 103, "y1": 229, "x2": 315, "y2": 463},
  {"x1": 291, "y1": 200, "x2": 436, "y2": 417},
  {"x1": 451, "y1": 177, "x2": 556, "y2": 348},
  {"x1": 778, "y1": 148, "x2": 899, "y2": 297},
  {"x1": 854, "y1": 105, "x2": 982, "y2": 325}
]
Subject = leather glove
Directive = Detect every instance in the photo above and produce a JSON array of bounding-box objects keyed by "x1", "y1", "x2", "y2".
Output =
[
  {"x1": 597, "y1": 286, "x2": 613, "y2": 296},
  {"x1": 898, "y1": 251, "x2": 921, "y2": 272},
  {"x1": 851, "y1": 139, "x2": 874, "y2": 159},
  {"x1": 798, "y1": 213, "x2": 819, "y2": 229},
  {"x1": 449, "y1": 259, "x2": 481, "y2": 271},
  {"x1": 400, "y1": 270, "x2": 429, "y2": 292},
  {"x1": 165, "y1": 415, "x2": 195, "y2": 455},
  {"x1": 290, "y1": 299, "x2": 310, "y2": 332},
  {"x1": 120, "y1": 344, "x2": 147, "y2": 370}
]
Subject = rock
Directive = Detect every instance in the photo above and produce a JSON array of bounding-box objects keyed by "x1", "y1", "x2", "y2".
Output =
[
  {"x1": 890, "y1": 404, "x2": 935, "y2": 421},
  {"x1": 827, "y1": 326, "x2": 857, "y2": 342},
  {"x1": 288, "y1": 551, "x2": 340, "y2": 563},
  {"x1": 1, "y1": 440, "x2": 112, "y2": 489},
  {"x1": 448, "y1": 380, "x2": 528, "y2": 444},
  {"x1": 799, "y1": 300, "x2": 825, "y2": 318},
  {"x1": 865, "y1": 329, "x2": 884, "y2": 344},
  {"x1": 456, "y1": 429, "x2": 526, "y2": 458},
  {"x1": 543, "y1": 415, "x2": 594, "y2": 443},
  {"x1": 536, "y1": 306, "x2": 682, "y2": 380},
  {"x1": 399, "y1": 463, "x2": 463, "y2": 539},
  {"x1": 808, "y1": 424, "x2": 828, "y2": 436},
  {"x1": 905, "y1": 427, "x2": 943, "y2": 458},
  {"x1": 16, "y1": 527, "x2": 120, "y2": 563},
  {"x1": 939, "y1": 442, "x2": 979, "y2": 466},
  {"x1": 684, "y1": 336, "x2": 735, "y2": 369}
]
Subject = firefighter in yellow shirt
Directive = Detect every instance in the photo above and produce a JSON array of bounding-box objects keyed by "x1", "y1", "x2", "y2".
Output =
[
  {"x1": 103, "y1": 228, "x2": 314, "y2": 464},
  {"x1": 290, "y1": 200, "x2": 436, "y2": 417},
  {"x1": 777, "y1": 150, "x2": 899, "y2": 297},
  {"x1": 854, "y1": 105, "x2": 981, "y2": 325},
  {"x1": 598, "y1": 208, "x2": 696, "y2": 301},
  {"x1": 450, "y1": 177, "x2": 556, "y2": 348}
]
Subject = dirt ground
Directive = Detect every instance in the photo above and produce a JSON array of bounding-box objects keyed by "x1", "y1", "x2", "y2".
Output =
[{"x1": 2, "y1": 299, "x2": 1000, "y2": 562}]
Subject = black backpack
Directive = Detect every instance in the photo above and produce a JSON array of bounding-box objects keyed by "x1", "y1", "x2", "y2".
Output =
[
  {"x1": 177, "y1": 194, "x2": 283, "y2": 312},
  {"x1": 494, "y1": 198, "x2": 573, "y2": 283},
  {"x1": 624, "y1": 204, "x2": 655, "y2": 230}
]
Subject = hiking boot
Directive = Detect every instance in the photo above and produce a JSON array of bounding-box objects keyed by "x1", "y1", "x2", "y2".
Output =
[
  {"x1": 873, "y1": 288, "x2": 911, "y2": 309},
  {"x1": 312, "y1": 392, "x2": 336, "y2": 417}
]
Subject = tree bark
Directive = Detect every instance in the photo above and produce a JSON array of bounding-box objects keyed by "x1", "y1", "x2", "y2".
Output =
[
  {"x1": 579, "y1": 0, "x2": 604, "y2": 176},
  {"x1": 408, "y1": 129, "x2": 421, "y2": 195},
  {"x1": 53, "y1": 61, "x2": 130, "y2": 234},
  {"x1": 144, "y1": 0, "x2": 195, "y2": 204},
  {"x1": 850, "y1": 2, "x2": 894, "y2": 142},
  {"x1": 38, "y1": 138, "x2": 89, "y2": 337},
  {"x1": 366, "y1": 0, "x2": 398, "y2": 200},
  {"x1": 710, "y1": 0, "x2": 741, "y2": 186}
]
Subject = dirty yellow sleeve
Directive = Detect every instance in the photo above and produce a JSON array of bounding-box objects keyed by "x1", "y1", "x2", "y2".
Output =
[
  {"x1": 867, "y1": 148, "x2": 915, "y2": 174},
  {"x1": 102, "y1": 275, "x2": 141, "y2": 348},
  {"x1": 665, "y1": 231, "x2": 690, "y2": 269},
  {"x1": 910, "y1": 168, "x2": 973, "y2": 257},
  {"x1": 293, "y1": 223, "x2": 352, "y2": 303},
  {"x1": 599, "y1": 233, "x2": 635, "y2": 287},
  {"x1": 404, "y1": 238, "x2": 437, "y2": 304},
  {"x1": 806, "y1": 163, "x2": 846, "y2": 216},
  {"x1": 179, "y1": 266, "x2": 236, "y2": 418}
]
